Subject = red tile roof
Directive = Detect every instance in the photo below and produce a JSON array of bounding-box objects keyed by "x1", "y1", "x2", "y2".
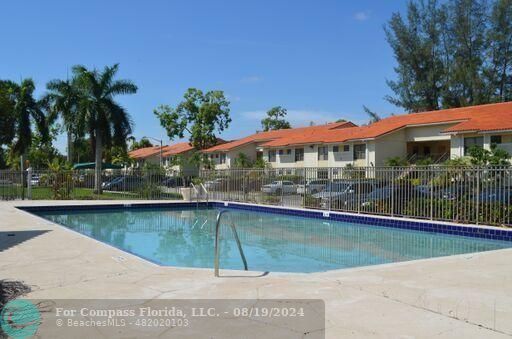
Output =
[
  {"x1": 203, "y1": 121, "x2": 357, "y2": 152},
  {"x1": 161, "y1": 142, "x2": 194, "y2": 156},
  {"x1": 128, "y1": 146, "x2": 164, "y2": 159},
  {"x1": 261, "y1": 102, "x2": 512, "y2": 147}
]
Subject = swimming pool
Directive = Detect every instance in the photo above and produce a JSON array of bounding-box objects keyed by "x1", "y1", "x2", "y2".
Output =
[{"x1": 30, "y1": 204, "x2": 512, "y2": 273}]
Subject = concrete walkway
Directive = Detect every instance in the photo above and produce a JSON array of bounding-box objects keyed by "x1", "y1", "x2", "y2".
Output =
[{"x1": 1, "y1": 200, "x2": 511, "y2": 338}]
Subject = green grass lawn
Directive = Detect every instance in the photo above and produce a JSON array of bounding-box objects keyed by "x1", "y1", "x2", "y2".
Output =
[{"x1": 30, "y1": 187, "x2": 182, "y2": 200}]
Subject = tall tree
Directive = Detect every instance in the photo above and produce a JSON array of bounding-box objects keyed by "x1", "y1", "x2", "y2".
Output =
[
  {"x1": 73, "y1": 64, "x2": 137, "y2": 193},
  {"x1": 444, "y1": 0, "x2": 488, "y2": 106},
  {"x1": 385, "y1": 0, "x2": 446, "y2": 112},
  {"x1": 0, "y1": 80, "x2": 16, "y2": 145},
  {"x1": 261, "y1": 106, "x2": 291, "y2": 131},
  {"x1": 363, "y1": 105, "x2": 382, "y2": 123},
  {"x1": 154, "y1": 88, "x2": 231, "y2": 150},
  {"x1": 45, "y1": 78, "x2": 81, "y2": 163},
  {"x1": 486, "y1": 0, "x2": 512, "y2": 102},
  {"x1": 129, "y1": 137, "x2": 153, "y2": 151},
  {"x1": 10, "y1": 79, "x2": 48, "y2": 170}
]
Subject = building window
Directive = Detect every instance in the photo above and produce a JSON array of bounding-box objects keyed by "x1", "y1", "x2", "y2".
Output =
[
  {"x1": 278, "y1": 149, "x2": 284, "y2": 156},
  {"x1": 286, "y1": 149, "x2": 292, "y2": 155},
  {"x1": 215, "y1": 154, "x2": 219, "y2": 159},
  {"x1": 317, "y1": 169, "x2": 328, "y2": 179},
  {"x1": 333, "y1": 146, "x2": 339, "y2": 153},
  {"x1": 295, "y1": 148, "x2": 304, "y2": 162},
  {"x1": 318, "y1": 146, "x2": 328, "y2": 161},
  {"x1": 219, "y1": 153, "x2": 226, "y2": 164},
  {"x1": 353, "y1": 144, "x2": 366, "y2": 160},
  {"x1": 343, "y1": 145, "x2": 350, "y2": 152},
  {"x1": 268, "y1": 150, "x2": 276, "y2": 162},
  {"x1": 464, "y1": 137, "x2": 484, "y2": 155},
  {"x1": 491, "y1": 135, "x2": 502, "y2": 145}
]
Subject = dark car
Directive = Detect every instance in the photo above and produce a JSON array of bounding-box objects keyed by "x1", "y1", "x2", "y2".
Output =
[
  {"x1": 360, "y1": 185, "x2": 431, "y2": 206},
  {"x1": 101, "y1": 176, "x2": 123, "y2": 189},
  {"x1": 474, "y1": 187, "x2": 512, "y2": 203},
  {"x1": 161, "y1": 177, "x2": 184, "y2": 188},
  {"x1": 313, "y1": 181, "x2": 378, "y2": 209}
]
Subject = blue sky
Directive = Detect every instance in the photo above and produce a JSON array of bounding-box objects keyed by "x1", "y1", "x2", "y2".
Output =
[{"x1": 1, "y1": 0, "x2": 408, "y2": 152}]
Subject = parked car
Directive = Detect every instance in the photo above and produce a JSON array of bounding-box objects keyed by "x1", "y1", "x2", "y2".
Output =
[
  {"x1": 313, "y1": 181, "x2": 378, "y2": 209},
  {"x1": 30, "y1": 175, "x2": 40, "y2": 187},
  {"x1": 161, "y1": 177, "x2": 184, "y2": 188},
  {"x1": 102, "y1": 176, "x2": 144, "y2": 191},
  {"x1": 261, "y1": 181, "x2": 297, "y2": 194},
  {"x1": 297, "y1": 179, "x2": 328, "y2": 195},
  {"x1": 101, "y1": 176, "x2": 122, "y2": 189},
  {"x1": 474, "y1": 187, "x2": 512, "y2": 203},
  {"x1": 204, "y1": 178, "x2": 227, "y2": 190}
]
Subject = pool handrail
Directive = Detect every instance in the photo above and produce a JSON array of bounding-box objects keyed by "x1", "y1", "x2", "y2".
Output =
[
  {"x1": 200, "y1": 182, "x2": 209, "y2": 204},
  {"x1": 214, "y1": 210, "x2": 248, "y2": 277}
]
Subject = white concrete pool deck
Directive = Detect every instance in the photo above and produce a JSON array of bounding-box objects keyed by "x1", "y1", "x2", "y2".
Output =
[{"x1": 1, "y1": 200, "x2": 512, "y2": 338}]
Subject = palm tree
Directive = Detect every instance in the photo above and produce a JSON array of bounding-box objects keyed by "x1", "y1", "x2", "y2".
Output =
[
  {"x1": 73, "y1": 64, "x2": 137, "y2": 193},
  {"x1": 45, "y1": 78, "x2": 81, "y2": 163},
  {"x1": 11, "y1": 79, "x2": 48, "y2": 170}
]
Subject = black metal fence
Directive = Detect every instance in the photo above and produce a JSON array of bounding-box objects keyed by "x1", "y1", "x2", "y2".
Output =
[
  {"x1": 199, "y1": 166, "x2": 512, "y2": 227},
  {"x1": 2, "y1": 165, "x2": 511, "y2": 227},
  {"x1": 0, "y1": 168, "x2": 191, "y2": 201}
]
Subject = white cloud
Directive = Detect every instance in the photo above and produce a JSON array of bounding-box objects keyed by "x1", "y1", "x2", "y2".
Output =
[
  {"x1": 354, "y1": 11, "x2": 370, "y2": 21},
  {"x1": 240, "y1": 109, "x2": 349, "y2": 127},
  {"x1": 240, "y1": 75, "x2": 263, "y2": 83}
]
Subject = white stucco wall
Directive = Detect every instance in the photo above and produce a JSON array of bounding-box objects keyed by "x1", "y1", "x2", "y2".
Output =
[
  {"x1": 405, "y1": 124, "x2": 455, "y2": 142},
  {"x1": 373, "y1": 129, "x2": 407, "y2": 166}
]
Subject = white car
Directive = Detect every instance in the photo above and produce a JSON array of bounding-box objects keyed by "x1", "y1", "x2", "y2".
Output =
[
  {"x1": 297, "y1": 179, "x2": 329, "y2": 195},
  {"x1": 30, "y1": 175, "x2": 40, "y2": 187},
  {"x1": 204, "y1": 178, "x2": 226, "y2": 190},
  {"x1": 261, "y1": 181, "x2": 297, "y2": 194}
]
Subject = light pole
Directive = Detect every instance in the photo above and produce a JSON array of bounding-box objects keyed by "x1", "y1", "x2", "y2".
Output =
[{"x1": 144, "y1": 136, "x2": 163, "y2": 168}]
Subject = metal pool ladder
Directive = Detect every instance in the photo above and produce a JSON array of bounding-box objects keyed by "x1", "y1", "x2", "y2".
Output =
[{"x1": 214, "y1": 210, "x2": 248, "y2": 277}]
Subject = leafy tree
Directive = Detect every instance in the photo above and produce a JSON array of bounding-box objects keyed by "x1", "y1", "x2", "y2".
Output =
[
  {"x1": 385, "y1": 0, "x2": 512, "y2": 111},
  {"x1": 129, "y1": 137, "x2": 153, "y2": 151},
  {"x1": 261, "y1": 106, "x2": 291, "y2": 131},
  {"x1": 363, "y1": 105, "x2": 381, "y2": 123},
  {"x1": 486, "y1": 0, "x2": 512, "y2": 102},
  {"x1": 233, "y1": 152, "x2": 253, "y2": 168},
  {"x1": 154, "y1": 88, "x2": 230, "y2": 150},
  {"x1": 107, "y1": 145, "x2": 132, "y2": 166},
  {"x1": 0, "y1": 80, "x2": 16, "y2": 145},
  {"x1": 253, "y1": 157, "x2": 267, "y2": 168},
  {"x1": 27, "y1": 123, "x2": 63, "y2": 168},
  {"x1": 467, "y1": 144, "x2": 510, "y2": 165},
  {"x1": 45, "y1": 78, "x2": 81, "y2": 163},
  {"x1": 384, "y1": 156, "x2": 409, "y2": 167},
  {"x1": 10, "y1": 79, "x2": 48, "y2": 170},
  {"x1": 444, "y1": 0, "x2": 488, "y2": 107},
  {"x1": 385, "y1": 0, "x2": 446, "y2": 112},
  {"x1": 73, "y1": 64, "x2": 137, "y2": 193},
  {"x1": 73, "y1": 137, "x2": 94, "y2": 163}
]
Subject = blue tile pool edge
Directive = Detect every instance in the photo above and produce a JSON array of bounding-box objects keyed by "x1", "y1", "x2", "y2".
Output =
[{"x1": 17, "y1": 201, "x2": 512, "y2": 242}]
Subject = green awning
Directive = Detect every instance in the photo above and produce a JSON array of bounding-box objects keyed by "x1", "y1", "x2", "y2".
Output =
[{"x1": 72, "y1": 162, "x2": 123, "y2": 170}]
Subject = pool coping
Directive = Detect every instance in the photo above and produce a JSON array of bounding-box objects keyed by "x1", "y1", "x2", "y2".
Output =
[
  {"x1": 18, "y1": 200, "x2": 512, "y2": 242},
  {"x1": 14, "y1": 200, "x2": 512, "y2": 279}
]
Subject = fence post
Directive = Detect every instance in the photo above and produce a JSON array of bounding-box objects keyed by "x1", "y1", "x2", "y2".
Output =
[
  {"x1": 429, "y1": 167, "x2": 433, "y2": 220},
  {"x1": 390, "y1": 168, "x2": 394, "y2": 217},
  {"x1": 26, "y1": 167, "x2": 32, "y2": 200},
  {"x1": 328, "y1": 167, "x2": 332, "y2": 212},
  {"x1": 302, "y1": 168, "x2": 306, "y2": 208},
  {"x1": 476, "y1": 168, "x2": 480, "y2": 225}
]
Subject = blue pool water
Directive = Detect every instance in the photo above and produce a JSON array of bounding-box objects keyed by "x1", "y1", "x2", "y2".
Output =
[{"x1": 35, "y1": 207, "x2": 511, "y2": 273}]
